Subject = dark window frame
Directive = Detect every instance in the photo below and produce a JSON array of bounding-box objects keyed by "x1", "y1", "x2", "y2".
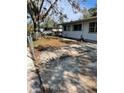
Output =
[
  {"x1": 63, "y1": 25, "x2": 70, "y2": 31},
  {"x1": 73, "y1": 24, "x2": 82, "y2": 31},
  {"x1": 64, "y1": 26, "x2": 66, "y2": 31},
  {"x1": 89, "y1": 22, "x2": 97, "y2": 33}
]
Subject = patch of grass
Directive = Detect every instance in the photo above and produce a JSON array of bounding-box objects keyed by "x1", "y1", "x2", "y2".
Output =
[{"x1": 33, "y1": 37, "x2": 67, "y2": 48}]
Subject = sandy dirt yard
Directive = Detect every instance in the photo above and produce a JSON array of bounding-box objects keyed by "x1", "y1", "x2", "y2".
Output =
[{"x1": 27, "y1": 41, "x2": 97, "y2": 93}]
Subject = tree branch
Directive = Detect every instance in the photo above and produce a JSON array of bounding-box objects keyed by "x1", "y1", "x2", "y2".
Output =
[
  {"x1": 29, "y1": 0, "x2": 39, "y2": 15},
  {"x1": 39, "y1": 0, "x2": 44, "y2": 13},
  {"x1": 41, "y1": 0, "x2": 58, "y2": 20},
  {"x1": 27, "y1": 3, "x2": 35, "y2": 28}
]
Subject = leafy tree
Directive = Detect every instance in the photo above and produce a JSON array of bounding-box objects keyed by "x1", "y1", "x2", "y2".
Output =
[
  {"x1": 88, "y1": 6, "x2": 97, "y2": 17},
  {"x1": 27, "y1": 0, "x2": 84, "y2": 34},
  {"x1": 81, "y1": 6, "x2": 97, "y2": 19},
  {"x1": 41, "y1": 16, "x2": 58, "y2": 29},
  {"x1": 82, "y1": 7, "x2": 90, "y2": 18}
]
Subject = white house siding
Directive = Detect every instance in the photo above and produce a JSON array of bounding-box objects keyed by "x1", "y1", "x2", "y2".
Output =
[
  {"x1": 62, "y1": 31, "x2": 82, "y2": 39},
  {"x1": 82, "y1": 21, "x2": 97, "y2": 41},
  {"x1": 62, "y1": 18, "x2": 97, "y2": 41}
]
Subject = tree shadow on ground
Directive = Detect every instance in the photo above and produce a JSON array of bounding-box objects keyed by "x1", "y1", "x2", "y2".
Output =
[{"x1": 36, "y1": 43, "x2": 97, "y2": 93}]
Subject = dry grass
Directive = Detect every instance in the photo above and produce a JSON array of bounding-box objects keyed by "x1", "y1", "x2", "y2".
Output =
[{"x1": 33, "y1": 37, "x2": 67, "y2": 48}]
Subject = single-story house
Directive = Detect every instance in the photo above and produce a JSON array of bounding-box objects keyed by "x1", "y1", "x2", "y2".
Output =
[{"x1": 61, "y1": 16, "x2": 97, "y2": 41}]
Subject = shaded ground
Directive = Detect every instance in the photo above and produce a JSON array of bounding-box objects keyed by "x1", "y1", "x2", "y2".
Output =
[
  {"x1": 27, "y1": 37, "x2": 97, "y2": 93},
  {"x1": 37, "y1": 42, "x2": 97, "y2": 93}
]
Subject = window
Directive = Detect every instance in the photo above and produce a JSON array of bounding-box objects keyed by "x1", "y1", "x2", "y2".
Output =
[
  {"x1": 89, "y1": 22, "x2": 97, "y2": 33},
  {"x1": 64, "y1": 26, "x2": 66, "y2": 31},
  {"x1": 73, "y1": 24, "x2": 82, "y2": 31},
  {"x1": 64, "y1": 25, "x2": 70, "y2": 31},
  {"x1": 67, "y1": 26, "x2": 70, "y2": 31}
]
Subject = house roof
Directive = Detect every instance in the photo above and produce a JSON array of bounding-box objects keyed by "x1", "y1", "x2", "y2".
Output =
[{"x1": 60, "y1": 16, "x2": 97, "y2": 25}]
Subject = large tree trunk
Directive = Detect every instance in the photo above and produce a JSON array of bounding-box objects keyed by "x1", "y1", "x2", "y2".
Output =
[
  {"x1": 33, "y1": 19, "x2": 41, "y2": 40},
  {"x1": 32, "y1": 21, "x2": 38, "y2": 41},
  {"x1": 38, "y1": 15, "x2": 40, "y2": 32},
  {"x1": 33, "y1": 22, "x2": 37, "y2": 32}
]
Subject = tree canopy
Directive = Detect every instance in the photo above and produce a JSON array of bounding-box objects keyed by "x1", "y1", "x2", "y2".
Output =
[
  {"x1": 81, "y1": 6, "x2": 97, "y2": 19},
  {"x1": 88, "y1": 6, "x2": 97, "y2": 17},
  {"x1": 41, "y1": 16, "x2": 58, "y2": 28},
  {"x1": 27, "y1": 0, "x2": 85, "y2": 33}
]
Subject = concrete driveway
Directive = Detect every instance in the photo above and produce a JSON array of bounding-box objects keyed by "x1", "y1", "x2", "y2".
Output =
[{"x1": 27, "y1": 42, "x2": 97, "y2": 93}]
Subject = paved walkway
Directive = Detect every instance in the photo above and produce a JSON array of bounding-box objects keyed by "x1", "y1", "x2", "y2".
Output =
[{"x1": 27, "y1": 48, "x2": 44, "y2": 93}]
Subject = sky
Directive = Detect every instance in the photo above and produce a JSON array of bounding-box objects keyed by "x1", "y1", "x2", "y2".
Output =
[
  {"x1": 27, "y1": 0, "x2": 97, "y2": 23},
  {"x1": 58, "y1": 0, "x2": 97, "y2": 21}
]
